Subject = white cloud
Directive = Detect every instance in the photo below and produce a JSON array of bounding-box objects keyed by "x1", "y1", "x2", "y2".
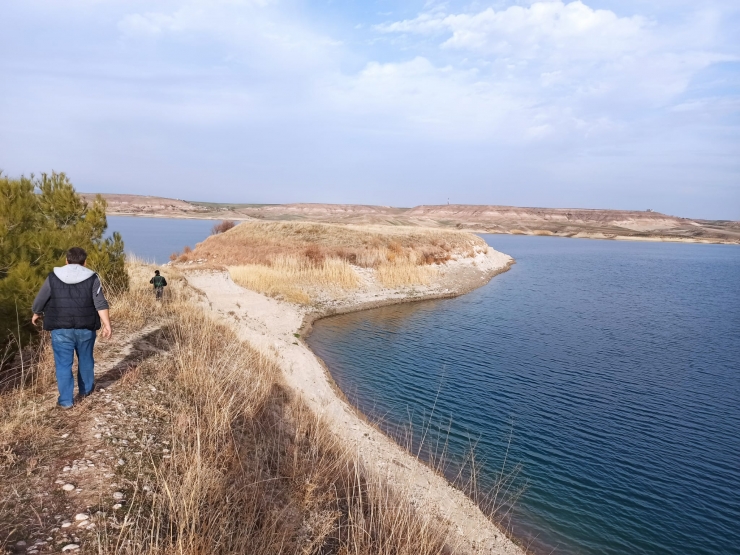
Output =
[
  {"x1": 1, "y1": 0, "x2": 738, "y2": 216},
  {"x1": 372, "y1": 1, "x2": 735, "y2": 122},
  {"x1": 379, "y1": 2, "x2": 647, "y2": 59}
]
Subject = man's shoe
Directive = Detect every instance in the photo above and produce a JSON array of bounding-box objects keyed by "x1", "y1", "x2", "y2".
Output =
[{"x1": 56, "y1": 403, "x2": 73, "y2": 410}]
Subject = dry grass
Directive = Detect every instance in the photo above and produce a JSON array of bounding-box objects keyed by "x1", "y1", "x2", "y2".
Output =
[
  {"x1": 101, "y1": 302, "x2": 450, "y2": 555},
  {"x1": 376, "y1": 261, "x2": 436, "y2": 288},
  {"x1": 229, "y1": 254, "x2": 360, "y2": 304},
  {"x1": 0, "y1": 261, "x2": 452, "y2": 554},
  {"x1": 0, "y1": 261, "x2": 186, "y2": 542},
  {"x1": 188, "y1": 221, "x2": 485, "y2": 268},
  {"x1": 185, "y1": 221, "x2": 486, "y2": 303}
]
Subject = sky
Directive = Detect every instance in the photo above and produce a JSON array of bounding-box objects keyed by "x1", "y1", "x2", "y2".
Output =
[{"x1": 0, "y1": 0, "x2": 738, "y2": 219}]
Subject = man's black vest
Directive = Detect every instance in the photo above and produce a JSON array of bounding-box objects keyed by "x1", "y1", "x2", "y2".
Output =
[{"x1": 43, "y1": 272, "x2": 101, "y2": 331}]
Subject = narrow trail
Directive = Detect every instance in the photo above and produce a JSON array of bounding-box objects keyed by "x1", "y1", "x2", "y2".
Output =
[
  {"x1": 185, "y1": 249, "x2": 524, "y2": 555},
  {"x1": 3, "y1": 323, "x2": 172, "y2": 555}
]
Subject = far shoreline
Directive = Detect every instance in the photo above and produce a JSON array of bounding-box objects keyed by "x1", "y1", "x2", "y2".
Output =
[{"x1": 108, "y1": 213, "x2": 739, "y2": 246}]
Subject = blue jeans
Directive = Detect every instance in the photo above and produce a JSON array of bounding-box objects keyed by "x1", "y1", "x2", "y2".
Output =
[{"x1": 50, "y1": 329, "x2": 96, "y2": 407}]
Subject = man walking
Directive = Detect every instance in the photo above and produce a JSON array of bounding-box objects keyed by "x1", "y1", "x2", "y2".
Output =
[
  {"x1": 31, "y1": 247, "x2": 112, "y2": 409},
  {"x1": 150, "y1": 270, "x2": 167, "y2": 300}
]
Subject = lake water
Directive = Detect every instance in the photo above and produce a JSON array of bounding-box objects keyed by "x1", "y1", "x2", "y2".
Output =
[
  {"x1": 106, "y1": 216, "x2": 219, "y2": 264},
  {"x1": 307, "y1": 235, "x2": 740, "y2": 555}
]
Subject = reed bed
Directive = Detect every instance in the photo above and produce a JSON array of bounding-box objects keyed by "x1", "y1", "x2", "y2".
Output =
[
  {"x1": 229, "y1": 254, "x2": 359, "y2": 305},
  {"x1": 185, "y1": 221, "x2": 487, "y2": 303},
  {"x1": 376, "y1": 261, "x2": 436, "y2": 287}
]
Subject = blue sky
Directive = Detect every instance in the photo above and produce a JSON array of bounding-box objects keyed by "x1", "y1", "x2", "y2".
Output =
[{"x1": 1, "y1": 0, "x2": 738, "y2": 219}]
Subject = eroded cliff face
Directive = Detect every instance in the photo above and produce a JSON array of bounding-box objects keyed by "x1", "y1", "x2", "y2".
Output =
[{"x1": 82, "y1": 194, "x2": 740, "y2": 244}]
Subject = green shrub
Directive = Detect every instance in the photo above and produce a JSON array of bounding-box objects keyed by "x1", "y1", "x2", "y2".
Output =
[{"x1": 0, "y1": 171, "x2": 128, "y2": 347}]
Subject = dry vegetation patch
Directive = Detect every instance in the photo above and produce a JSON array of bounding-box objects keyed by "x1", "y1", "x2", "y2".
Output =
[
  {"x1": 182, "y1": 221, "x2": 488, "y2": 303},
  {"x1": 1, "y1": 262, "x2": 452, "y2": 555}
]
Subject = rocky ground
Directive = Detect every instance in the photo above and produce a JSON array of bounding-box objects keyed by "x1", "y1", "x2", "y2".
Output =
[{"x1": 2, "y1": 322, "x2": 172, "y2": 555}]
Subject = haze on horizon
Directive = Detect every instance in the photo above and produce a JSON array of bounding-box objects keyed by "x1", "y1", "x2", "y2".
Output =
[{"x1": 1, "y1": 0, "x2": 738, "y2": 220}]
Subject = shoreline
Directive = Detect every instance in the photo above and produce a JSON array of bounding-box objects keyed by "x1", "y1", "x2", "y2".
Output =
[
  {"x1": 107, "y1": 213, "x2": 739, "y2": 245},
  {"x1": 183, "y1": 249, "x2": 525, "y2": 555}
]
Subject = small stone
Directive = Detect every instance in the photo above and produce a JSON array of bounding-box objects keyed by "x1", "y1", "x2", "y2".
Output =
[
  {"x1": 55, "y1": 479, "x2": 65, "y2": 484},
  {"x1": 112, "y1": 491, "x2": 124, "y2": 500},
  {"x1": 62, "y1": 466, "x2": 72, "y2": 472},
  {"x1": 62, "y1": 545, "x2": 80, "y2": 552},
  {"x1": 74, "y1": 513, "x2": 89, "y2": 521},
  {"x1": 112, "y1": 504, "x2": 122, "y2": 510},
  {"x1": 61, "y1": 521, "x2": 72, "y2": 528},
  {"x1": 61, "y1": 433, "x2": 69, "y2": 439},
  {"x1": 117, "y1": 459, "x2": 125, "y2": 466},
  {"x1": 62, "y1": 484, "x2": 75, "y2": 491},
  {"x1": 15, "y1": 540, "x2": 27, "y2": 547},
  {"x1": 94, "y1": 433, "x2": 102, "y2": 439}
]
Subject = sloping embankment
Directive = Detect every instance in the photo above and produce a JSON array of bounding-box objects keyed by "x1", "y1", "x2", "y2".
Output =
[{"x1": 183, "y1": 247, "x2": 524, "y2": 555}]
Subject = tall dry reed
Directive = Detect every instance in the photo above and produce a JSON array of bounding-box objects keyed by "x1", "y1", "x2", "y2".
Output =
[
  {"x1": 97, "y1": 289, "x2": 450, "y2": 554},
  {"x1": 229, "y1": 254, "x2": 359, "y2": 304}
]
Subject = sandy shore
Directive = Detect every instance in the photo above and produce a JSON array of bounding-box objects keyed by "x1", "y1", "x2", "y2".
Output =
[{"x1": 184, "y1": 248, "x2": 524, "y2": 555}]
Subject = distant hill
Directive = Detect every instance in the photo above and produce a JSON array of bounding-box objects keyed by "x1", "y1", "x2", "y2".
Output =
[{"x1": 81, "y1": 193, "x2": 740, "y2": 244}]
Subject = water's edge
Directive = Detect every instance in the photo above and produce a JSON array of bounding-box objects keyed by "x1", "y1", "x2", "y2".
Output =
[{"x1": 300, "y1": 257, "x2": 522, "y2": 547}]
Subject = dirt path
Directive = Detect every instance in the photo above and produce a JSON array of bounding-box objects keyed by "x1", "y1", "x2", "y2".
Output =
[
  {"x1": 3, "y1": 324, "x2": 172, "y2": 555},
  {"x1": 185, "y1": 249, "x2": 525, "y2": 555}
]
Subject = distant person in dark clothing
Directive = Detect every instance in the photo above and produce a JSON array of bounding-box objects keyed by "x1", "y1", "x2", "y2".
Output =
[
  {"x1": 31, "y1": 247, "x2": 112, "y2": 409},
  {"x1": 150, "y1": 270, "x2": 167, "y2": 300}
]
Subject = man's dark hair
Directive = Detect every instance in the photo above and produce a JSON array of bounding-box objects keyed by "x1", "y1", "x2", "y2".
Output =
[
  {"x1": 154, "y1": 270, "x2": 160, "y2": 275},
  {"x1": 66, "y1": 247, "x2": 88, "y2": 265}
]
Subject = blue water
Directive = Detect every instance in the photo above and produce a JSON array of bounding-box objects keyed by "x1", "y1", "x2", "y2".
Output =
[
  {"x1": 307, "y1": 235, "x2": 740, "y2": 555},
  {"x1": 106, "y1": 216, "x2": 218, "y2": 264}
]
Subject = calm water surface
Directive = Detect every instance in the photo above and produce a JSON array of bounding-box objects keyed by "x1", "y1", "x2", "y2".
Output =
[
  {"x1": 307, "y1": 235, "x2": 740, "y2": 555},
  {"x1": 106, "y1": 216, "x2": 218, "y2": 264}
]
